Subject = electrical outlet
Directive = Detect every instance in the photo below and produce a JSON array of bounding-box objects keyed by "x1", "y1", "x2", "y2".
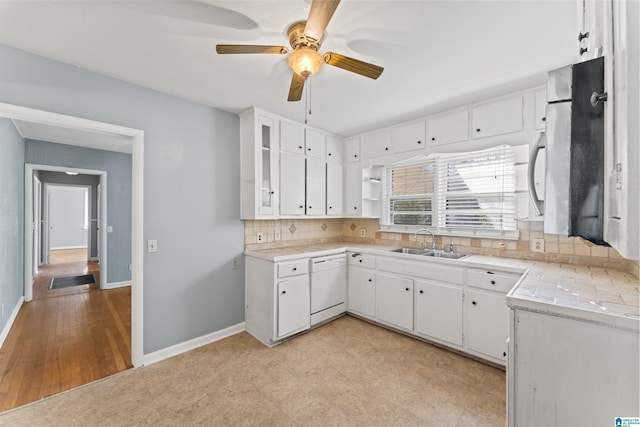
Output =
[
  {"x1": 530, "y1": 238, "x2": 545, "y2": 253},
  {"x1": 256, "y1": 232, "x2": 264, "y2": 242},
  {"x1": 232, "y1": 258, "x2": 239, "y2": 270},
  {"x1": 147, "y1": 239, "x2": 158, "y2": 253},
  {"x1": 360, "y1": 228, "x2": 367, "y2": 237},
  {"x1": 274, "y1": 229, "x2": 281, "y2": 241}
]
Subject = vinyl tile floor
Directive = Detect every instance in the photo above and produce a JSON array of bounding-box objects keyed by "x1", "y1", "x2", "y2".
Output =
[{"x1": 0, "y1": 315, "x2": 506, "y2": 426}]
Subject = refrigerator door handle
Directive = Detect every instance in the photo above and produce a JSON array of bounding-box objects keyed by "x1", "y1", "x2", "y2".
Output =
[{"x1": 528, "y1": 132, "x2": 546, "y2": 216}]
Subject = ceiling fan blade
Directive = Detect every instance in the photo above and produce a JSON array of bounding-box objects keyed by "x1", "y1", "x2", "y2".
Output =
[
  {"x1": 288, "y1": 72, "x2": 306, "y2": 102},
  {"x1": 216, "y1": 44, "x2": 288, "y2": 54},
  {"x1": 304, "y1": 0, "x2": 341, "y2": 41},
  {"x1": 323, "y1": 52, "x2": 384, "y2": 79}
]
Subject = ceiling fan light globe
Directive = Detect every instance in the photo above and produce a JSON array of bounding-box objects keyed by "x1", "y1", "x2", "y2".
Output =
[{"x1": 287, "y1": 47, "x2": 323, "y2": 78}]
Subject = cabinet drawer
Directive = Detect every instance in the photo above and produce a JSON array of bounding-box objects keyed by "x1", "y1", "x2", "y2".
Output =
[
  {"x1": 348, "y1": 252, "x2": 376, "y2": 269},
  {"x1": 277, "y1": 259, "x2": 309, "y2": 278},
  {"x1": 376, "y1": 257, "x2": 464, "y2": 285},
  {"x1": 467, "y1": 269, "x2": 520, "y2": 293}
]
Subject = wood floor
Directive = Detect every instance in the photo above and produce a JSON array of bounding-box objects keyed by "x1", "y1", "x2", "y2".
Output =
[{"x1": 0, "y1": 249, "x2": 132, "y2": 412}]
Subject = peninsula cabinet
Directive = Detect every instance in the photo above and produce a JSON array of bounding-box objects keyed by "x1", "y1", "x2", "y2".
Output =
[{"x1": 240, "y1": 108, "x2": 279, "y2": 219}]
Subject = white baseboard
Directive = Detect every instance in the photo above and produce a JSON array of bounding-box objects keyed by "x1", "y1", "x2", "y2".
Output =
[
  {"x1": 0, "y1": 297, "x2": 24, "y2": 350},
  {"x1": 88, "y1": 257, "x2": 99, "y2": 262},
  {"x1": 103, "y1": 280, "x2": 131, "y2": 290},
  {"x1": 143, "y1": 322, "x2": 246, "y2": 366},
  {"x1": 50, "y1": 246, "x2": 88, "y2": 250}
]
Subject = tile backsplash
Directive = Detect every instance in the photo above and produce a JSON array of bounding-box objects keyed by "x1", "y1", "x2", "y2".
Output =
[{"x1": 245, "y1": 218, "x2": 639, "y2": 275}]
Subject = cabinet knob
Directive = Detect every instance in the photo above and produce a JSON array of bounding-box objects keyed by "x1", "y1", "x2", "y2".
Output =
[
  {"x1": 359, "y1": 259, "x2": 363, "y2": 263},
  {"x1": 503, "y1": 351, "x2": 507, "y2": 357},
  {"x1": 328, "y1": 153, "x2": 332, "y2": 156},
  {"x1": 472, "y1": 301, "x2": 477, "y2": 305},
  {"x1": 476, "y1": 128, "x2": 481, "y2": 132},
  {"x1": 419, "y1": 290, "x2": 424, "y2": 294},
  {"x1": 354, "y1": 154, "x2": 358, "y2": 158},
  {"x1": 486, "y1": 271, "x2": 494, "y2": 275},
  {"x1": 354, "y1": 206, "x2": 358, "y2": 210},
  {"x1": 431, "y1": 137, "x2": 435, "y2": 141},
  {"x1": 385, "y1": 147, "x2": 389, "y2": 151},
  {"x1": 368, "y1": 279, "x2": 372, "y2": 282},
  {"x1": 579, "y1": 47, "x2": 588, "y2": 55},
  {"x1": 308, "y1": 206, "x2": 312, "y2": 209},
  {"x1": 292, "y1": 267, "x2": 297, "y2": 271},
  {"x1": 329, "y1": 206, "x2": 332, "y2": 209},
  {"x1": 298, "y1": 146, "x2": 302, "y2": 149},
  {"x1": 281, "y1": 290, "x2": 286, "y2": 295},
  {"x1": 269, "y1": 191, "x2": 274, "y2": 195},
  {"x1": 578, "y1": 31, "x2": 590, "y2": 42},
  {"x1": 542, "y1": 117, "x2": 546, "y2": 122},
  {"x1": 299, "y1": 205, "x2": 304, "y2": 209},
  {"x1": 491, "y1": 280, "x2": 496, "y2": 285},
  {"x1": 307, "y1": 148, "x2": 311, "y2": 151},
  {"x1": 405, "y1": 287, "x2": 410, "y2": 291},
  {"x1": 417, "y1": 140, "x2": 422, "y2": 144}
]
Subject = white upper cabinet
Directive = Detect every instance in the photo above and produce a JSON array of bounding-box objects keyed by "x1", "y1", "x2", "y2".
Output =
[
  {"x1": 344, "y1": 164, "x2": 362, "y2": 216},
  {"x1": 280, "y1": 121, "x2": 305, "y2": 154},
  {"x1": 344, "y1": 137, "x2": 361, "y2": 162},
  {"x1": 325, "y1": 135, "x2": 344, "y2": 162},
  {"x1": 471, "y1": 96, "x2": 524, "y2": 139},
  {"x1": 534, "y1": 89, "x2": 547, "y2": 130},
  {"x1": 279, "y1": 152, "x2": 306, "y2": 215},
  {"x1": 326, "y1": 162, "x2": 344, "y2": 216},
  {"x1": 305, "y1": 128, "x2": 326, "y2": 159},
  {"x1": 392, "y1": 121, "x2": 426, "y2": 154},
  {"x1": 427, "y1": 110, "x2": 469, "y2": 146},
  {"x1": 362, "y1": 129, "x2": 392, "y2": 159},
  {"x1": 305, "y1": 157, "x2": 326, "y2": 216}
]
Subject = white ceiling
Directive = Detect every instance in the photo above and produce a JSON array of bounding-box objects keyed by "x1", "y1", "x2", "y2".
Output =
[
  {"x1": 13, "y1": 120, "x2": 134, "y2": 153},
  {"x1": 0, "y1": 1, "x2": 577, "y2": 136}
]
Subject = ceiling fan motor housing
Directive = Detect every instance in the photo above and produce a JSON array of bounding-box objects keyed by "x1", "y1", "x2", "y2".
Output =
[{"x1": 288, "y1": 21, "x2": 322, "y2": 51}]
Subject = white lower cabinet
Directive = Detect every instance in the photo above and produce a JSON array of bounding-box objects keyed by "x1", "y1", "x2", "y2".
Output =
[
  {"x1": 347, "y1": 266, "x2": 376, "y2": 319},
  {"x1": 465, "y1": 289, "x2": 509, "y2": 362},
  {"x1": 277, "y1": 276, "x2": 311, "y2": 338},
  {"x1": 415, "y1": 280, "x2": 463, "y2": 347},
  {"x1": 376, "y1": 273, "x2": 414, "y2": 331},
  {"x1": 245, "y1": 256, "x2": 310, "y2": 347}
]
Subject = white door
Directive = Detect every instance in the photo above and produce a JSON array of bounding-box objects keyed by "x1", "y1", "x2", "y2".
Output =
[
  {"x1": 347, "y1": 267, "x2": 375, "y2": 318},
  {"x1": 277, "y1": 276, "x2": 310, "y2": 339},
  {"x1": 466, "y1": 289, "x2": 509, "y2": 361},
  {"x1": 326, "y1": 162, "x2": 344, "y2": 216},
  {"x1": 415, "y1": 280, "x2": 463, "y2": 346},
  {"x1": 279, "y1": 152, "x2": 306, "y2": 215},
  {"x1": 96, "y1": 183, "x2": 101, "y2": 263},
  {"x1": 43, "y1": 186, "x2": 51, "y2": 265},
  {"x1": 376, "y1": 273, "x2": 414, "y2": 331},
  {"x1": 305, "y1": 157, "x2": 326, "y2": 216},
  {"x1": 33, "y1": 176, "x2": 41, "y2": 273}
]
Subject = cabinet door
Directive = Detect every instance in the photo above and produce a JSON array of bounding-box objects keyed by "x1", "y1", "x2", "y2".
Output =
[
  {"x1": 305, "y1": 128, "x2": 326, "y2": 159},
  {"x1": 415, "y1": 280, "x2": 463, "y2": 346},
  {"x1": 280, "y1": 121, "x2": 305, "y2": 154},
  {"x1": 466, "y1": 289, "x2": 509, "y2": 362},
  {"x1": 306, "y1": 157, "x2": 326, "y2": 216},
  {"x1": 277, "y1": 276, "x2": 310, "y2": 339},
  {"x1": 427, "y1": 110, "x2": 469, "y2": 146},
  {"x1": 280, "y1": 152, "x2": 306, "y2": 215},
  {"x1": 343, "y1": 164, "x2": 362, "y2": 216},
  {"x1": 362, "y1": 130, "x2": 392, "y2": 159},
  {"x1": 534, "y1": 89, "x2": 547, "y2": 131},
  {"x1": 344, "y1": 137, "x2": 360, "y2": 162},
  {"x1": 257, "y1": 115, "x2": 277, "y2": 216},
  {"x1": 393, "y1": 121, "x2": 426, "y2": 153},
  {"x1": 326, "y1": 136, "x2": 344, "y2": 162},
  {"x1": 376, "y1": 273, "x2": 413, "y2": 331},
  {"x1": 471, "y1": 96, "x2": 523, "y2": 139},
  {"x1": 347, "y1": 267, "x2": 375, "y2": 318},
  {"x1": 326, "y1": 162, "x2": 344, "y2": 216}
]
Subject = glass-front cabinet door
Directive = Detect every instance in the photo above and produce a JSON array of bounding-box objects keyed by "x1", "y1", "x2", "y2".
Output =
[{"x1": 257, "y1": 115, "x2": 276, "y2": 216}]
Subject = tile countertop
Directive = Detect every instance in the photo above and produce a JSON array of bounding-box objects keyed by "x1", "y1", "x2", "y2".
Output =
[{"x1": 244, "y1": 243, "x2": 640, "y2": 332}]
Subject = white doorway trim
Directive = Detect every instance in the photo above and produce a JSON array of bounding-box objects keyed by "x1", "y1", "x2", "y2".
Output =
[
  {"x1": 36, "y1": 172, "x2": 105, "y2": 287},
  {"x1": 1, "y1": 102, "x2": 145, "y2": 368}
]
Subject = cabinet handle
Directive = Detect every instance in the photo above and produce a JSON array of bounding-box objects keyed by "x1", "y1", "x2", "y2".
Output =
[
  {"x1": 542, "y1": 117, "x2": 546, "y2": 122},
  {"x1": 269, "y1": 191, "x2": 274, "y2": 194},
  {"x1": 578, "y1": 31, "x2": 590, "y2": 41},
  {"x1": 476, "y1": 128, "x2": 481, "y2": 132},
  {"x1": 472, "y1": 301, "x2": 477, "y2": 305},
  {"x1": 431, "y1": 137, "x2": 435, "y2": 141},
  {"x1": 328, "y1": 153, "x2": 332, "y2": 156},
  {"x1": 368, "y1": 279, "x2": 372, "y2": 282},
  {"x1": 292, "y1": 267, "x2": 297, "y2": 271},
  {"x1": 405, "y1": 287, "x2": 410, "y2": 291},
  {"x1": 298, "y1": 146, "x2": 303, "y2": 149},
  {"x1": 486, "y1": 271, "x2": 494, "y2": 275},
  {"x1": 308, "y1": 206, "x2": 312, "y2": 209},
  {"x1": 353, "y1": 206, "x2": 358, "y2": 210},
  {"x1": 359, "y1": 259, "x2": 363, "y2": 263},
  {"x1": 417, "y1": 140, "x2": 422, "y2": 144},
  {"x1": 354, "y1": 154, "x2": 358, "y2": 158},
  {"x1": 281, "y1": 290, "x2": 286, "y2": 295},
  {"x1": 385, "y1": 147, "x2": 389, "y2": 151},
  {"x1": 491, "y1": 280, "x2": 496, "y2": 285},
  {"x1": 503, "y1": 351, "x2": 507, "y2": 357},
  {"x1": 299, "y1": 205, "x2": 304, "y2": 209},
  {"x1": 579, "y1": 47, "x2": 588, "y2": 55},
  {"x1": 329, "y1": 206, "x2": 332, "y2": 209},
  {"x1": 419, "y1": 290, "x2": 424, "y2": 294},
  {"x1": 307, "y1": 148, "x2": 311, "y2": 151}
]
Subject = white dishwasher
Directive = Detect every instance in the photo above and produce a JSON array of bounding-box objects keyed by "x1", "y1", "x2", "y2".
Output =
[{"x1": 310, "y1": 254, "x2": 347, "y2": 326}]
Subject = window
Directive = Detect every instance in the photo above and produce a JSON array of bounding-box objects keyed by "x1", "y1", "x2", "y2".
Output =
[{"x1": 383, "y1": 145, "x2": 516, "y2": 236}]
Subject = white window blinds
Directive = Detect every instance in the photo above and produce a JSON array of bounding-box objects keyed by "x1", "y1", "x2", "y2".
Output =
[
  {"x1": 436, "y1": 146, "x2": 516, "y2": 230},
  {"x1": 384, "y1": 145, "x2": 516, "y2": 232}
]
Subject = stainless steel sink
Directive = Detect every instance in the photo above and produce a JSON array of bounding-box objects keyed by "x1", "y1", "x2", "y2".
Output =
[{"x1": 389, "y1": 247, "x2": 469, "y2": 259}]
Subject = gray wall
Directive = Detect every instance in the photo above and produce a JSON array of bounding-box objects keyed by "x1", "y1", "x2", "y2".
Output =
[
  {"x1": 26, "y1": 141, "x2": 132, "y2": 283},
  {"x1": 37, "y1": 171, "x2": 100, "y2": 259},
  {"x1": 0, "y1": 118, "x2": 24, "y2": 333},
  {"x1": 0, "y1": 44, "x2": 244, "y2": 354},
  {"x1": 48, "y1": 185, "x2": 88, "y2": 249}
]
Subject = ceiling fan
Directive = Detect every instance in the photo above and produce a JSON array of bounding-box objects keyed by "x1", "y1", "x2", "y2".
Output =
[{"x1": 215, "y1": 0, "x2": 384, "y2": 102}]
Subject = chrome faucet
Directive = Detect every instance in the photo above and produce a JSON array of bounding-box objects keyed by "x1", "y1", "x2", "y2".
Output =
[{"x1": 414, "y1": 229, "x2": 436, "y2": 250}]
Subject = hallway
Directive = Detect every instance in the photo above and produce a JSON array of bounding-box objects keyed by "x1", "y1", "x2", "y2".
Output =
[{"x1": 0, "y1": 249, "x2": 131, "y2": 412}]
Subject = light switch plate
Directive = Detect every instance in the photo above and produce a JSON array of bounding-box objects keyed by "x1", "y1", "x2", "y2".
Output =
[{"x1": 147, "y1": 239, "x2": 158, "y2": 253}]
